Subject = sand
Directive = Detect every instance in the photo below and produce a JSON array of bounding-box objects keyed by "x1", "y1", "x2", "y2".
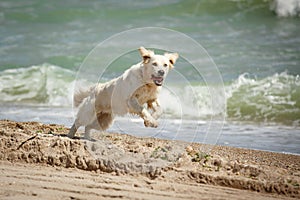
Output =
[{"x1": 0, "y1": 120, "x2": 299, "y2": 199}]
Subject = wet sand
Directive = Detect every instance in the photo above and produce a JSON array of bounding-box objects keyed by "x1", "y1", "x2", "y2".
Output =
[{"x1": 0, "y1": 120, "x2": 299, "y2": 199}]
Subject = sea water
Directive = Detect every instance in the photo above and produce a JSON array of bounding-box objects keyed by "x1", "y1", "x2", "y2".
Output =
[{"x1": 0, "y1": 0, "x2": 299, "y2": 154}]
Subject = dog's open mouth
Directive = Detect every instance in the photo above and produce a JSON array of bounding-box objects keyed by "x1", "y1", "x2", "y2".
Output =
[{"x1": 151, "y1": 75, "x2": 164, "y2": 86}]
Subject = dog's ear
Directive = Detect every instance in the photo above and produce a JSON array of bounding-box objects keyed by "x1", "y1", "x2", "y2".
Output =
[
  {"x1": 164, "y1": 52, "x2": 179, "y2": 68},
  {"x1": 139, "y1": 46, "x2": 154, "y2": 64}
]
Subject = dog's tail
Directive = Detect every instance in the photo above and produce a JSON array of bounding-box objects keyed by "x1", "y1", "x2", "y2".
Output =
[{"x1": 73, "y1": 85, "x2": 95, "y2": 107}]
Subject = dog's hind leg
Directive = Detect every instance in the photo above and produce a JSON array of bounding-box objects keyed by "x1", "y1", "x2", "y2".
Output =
[
  {"x1": 84, "y1": 126, "x2": 92, "y2": 140},
  {"x1": 97, "y1": 112, "x2": 113, "y2": 131},
  {"x1": 67, "y1": 123, "x2": 78, "y2": 138},
  {"x1": 82, "y1": 113, "x2": 113, "y2": 140},
  {"x1": 84, "y1": 119, "x2": 99, "y2": 140}
]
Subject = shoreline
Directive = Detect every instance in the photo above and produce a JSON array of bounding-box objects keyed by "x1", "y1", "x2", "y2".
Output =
[
  {"x1": 0, "y1": 119, "x2": 299, "y2": 199},
  {"x1": 1, "y1": 104, "x2": 299, "y2": 155}
]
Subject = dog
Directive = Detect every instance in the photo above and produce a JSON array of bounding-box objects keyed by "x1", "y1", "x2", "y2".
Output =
[{"x1": 68, "y1": 47, "x2": 179, "y2": 139}]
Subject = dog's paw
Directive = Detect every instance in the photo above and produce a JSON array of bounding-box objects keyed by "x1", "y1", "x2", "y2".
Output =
[{"x1": 144, "y1": 118, "x2": 158, "y2": 128}]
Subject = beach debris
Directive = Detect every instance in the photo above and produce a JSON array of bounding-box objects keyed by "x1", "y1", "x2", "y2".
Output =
[
  {"x1": 185, "y1": 145, "x2": 211, "y2": 163},
  {"x1": 17, "y1": 134, "x2": 38, "y2": 150}
]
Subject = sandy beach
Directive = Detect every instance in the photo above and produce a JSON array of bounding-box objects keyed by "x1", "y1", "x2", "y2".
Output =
[{"x1": 0, "y1": 119, "x2": 299, "y2": 199}]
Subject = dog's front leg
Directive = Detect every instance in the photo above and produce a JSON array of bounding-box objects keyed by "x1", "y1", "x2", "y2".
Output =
[
  {"x1": 148, "y1": 100, "x2": 163, "y2": 120},
  {"x1": 128, "y1": 97, "x2": 158, "y2": 128}
]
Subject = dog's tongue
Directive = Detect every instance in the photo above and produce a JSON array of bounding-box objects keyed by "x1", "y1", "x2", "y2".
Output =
[
  {"x1": 151, "y1": 75, "x2": 163, "y2": 86},
  {"x1": 152, "y1": 76, "x2": 164, "y2": 81},
  {"x1": 151, "y1": 75, "x2": 164, "y2": 86},
  {"x1": 152, "y1": 76, "x2": 163, "y2": 81}
]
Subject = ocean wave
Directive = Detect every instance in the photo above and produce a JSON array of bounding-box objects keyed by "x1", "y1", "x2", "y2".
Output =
[
  {"x1": 0, "y1": 63, "x2": 75, "y2": 106},
  {"x1": 270, "y1": 0, "x2": 300, "y2": 17},
  {"x1": 0, "y1": 65, "x2": 299, "y2": 125},
  {"x1": 191, "y1": 0, "x2": 300, "y2": 17},
  {"x1": 161, "y1": 72, "x2": 300, "y2": 126},
  {"x1": 226, "y1": 72, "x2": 300, "y2": 125}
]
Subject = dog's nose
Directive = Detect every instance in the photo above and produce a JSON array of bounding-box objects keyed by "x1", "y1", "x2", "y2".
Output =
[{"x1": 158, "y1": 70, "x2": 165, "y2": 76}]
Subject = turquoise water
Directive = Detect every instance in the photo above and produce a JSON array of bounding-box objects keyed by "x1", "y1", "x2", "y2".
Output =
[
  {"x1": 1, "y1": 0, "x2": 300, "y2": 78},
  {"x1": 0, "y1": 0, "x2": 300, "y2": 153}
]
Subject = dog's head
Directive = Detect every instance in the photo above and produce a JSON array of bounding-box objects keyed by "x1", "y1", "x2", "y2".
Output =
[{"x1": 139, "y1": 47, "x2": 179, "y2": 86}]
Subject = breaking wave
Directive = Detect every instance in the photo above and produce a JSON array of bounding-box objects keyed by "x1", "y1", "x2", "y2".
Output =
[
  {"x1": 226, "y1": 72, "x2": 300, "y2": 125},
  {"x1": 161, "y1": 72, "x2": 300, "y2": 126},
  {"x1": 0, "y1": 64, "x2": 75, "y2": 106},
  {"x1": 0, "y1": 65, "x2": 299, "y2": 125},
  {"x1": 270, "y1": 0, "x2": 300, "y2": 17}
]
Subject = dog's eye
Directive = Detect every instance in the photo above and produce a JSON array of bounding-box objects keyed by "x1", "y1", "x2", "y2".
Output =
[
  {"x1": 152, "y1": 63, "x2": 157, "y2": 66},
  {"x1": 163, "y1": 63, "x2": 168, "y2": 67}
]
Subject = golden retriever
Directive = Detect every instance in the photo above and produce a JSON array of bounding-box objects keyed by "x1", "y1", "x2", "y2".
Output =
[{"x1": 68, "y1": 47, "x2": 179, "y2": 139}]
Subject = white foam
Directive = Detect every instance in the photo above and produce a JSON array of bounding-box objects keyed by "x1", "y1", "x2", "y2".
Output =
[
  {"x1": 0, "y1": 63, "x2": 75, "y2": 106},
  {"x1": 270, "y1": 0, "x2": 300, "y2": 17},
  {"x1": 159, "y1": 84, "x2": 225, "y2": 119}
]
